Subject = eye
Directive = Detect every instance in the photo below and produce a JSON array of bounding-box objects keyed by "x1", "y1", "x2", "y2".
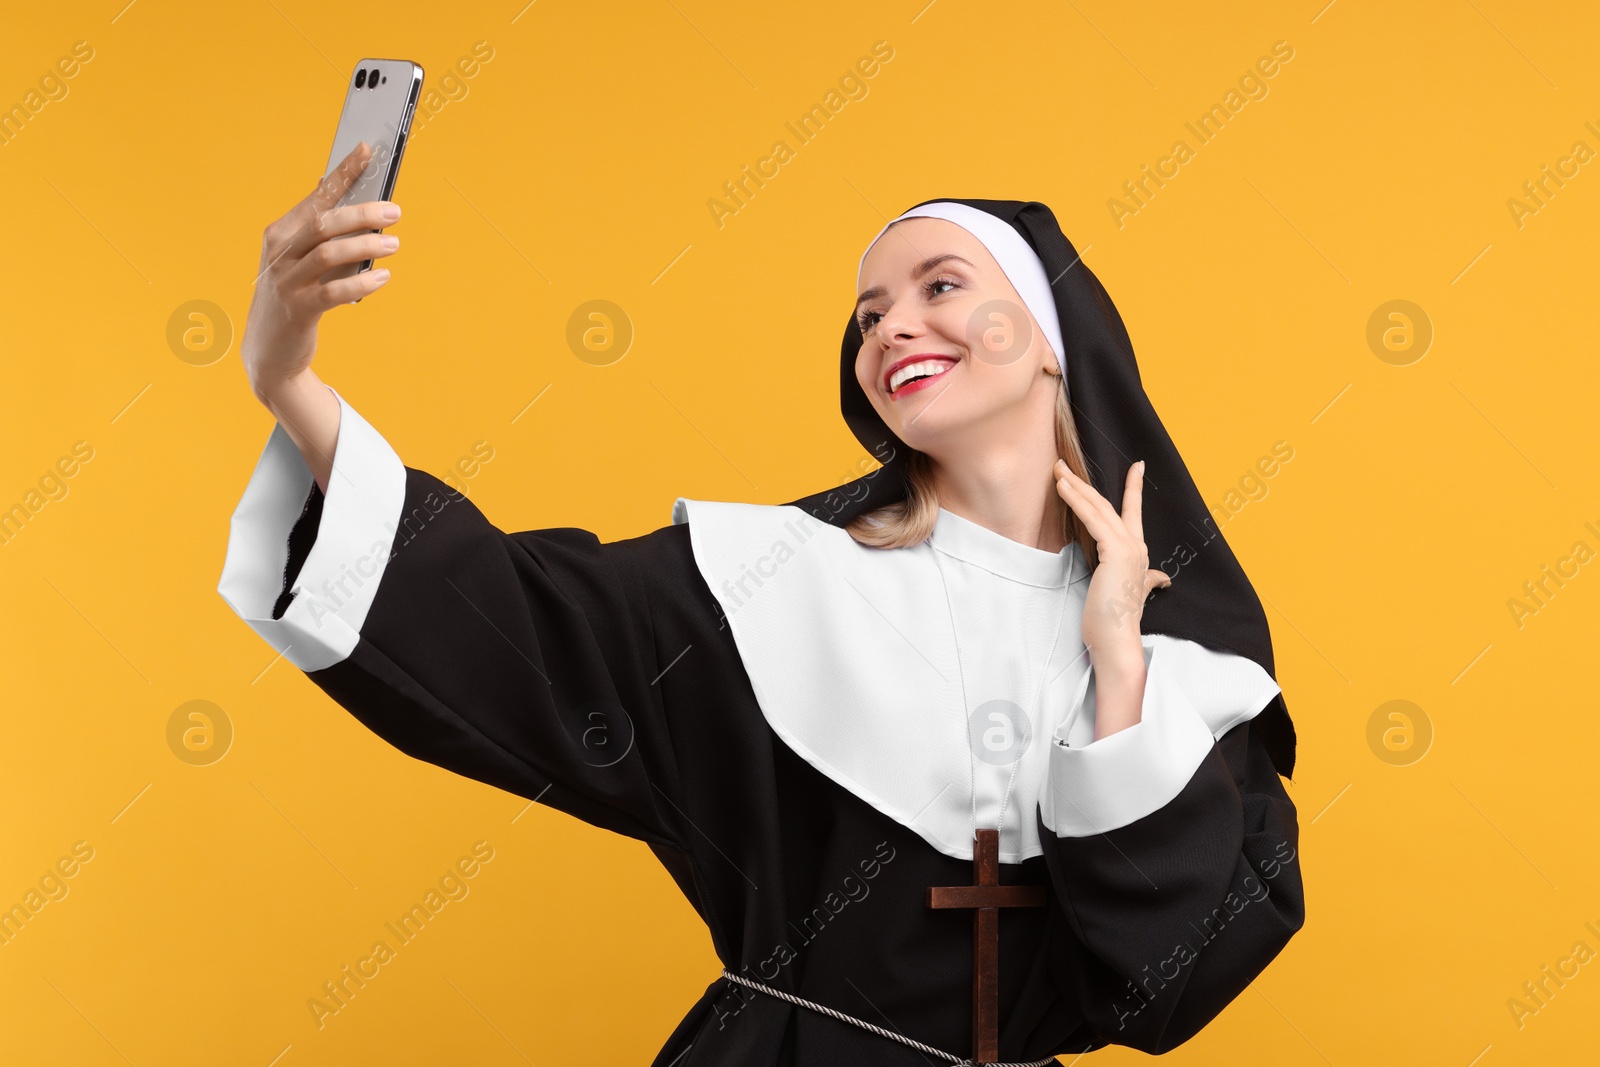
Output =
[{"x1": 857, "y1": 275, "x2": 962, "y2": 333}]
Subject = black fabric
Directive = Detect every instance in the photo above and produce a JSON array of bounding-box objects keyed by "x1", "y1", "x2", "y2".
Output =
[
  {"x1": 272, "y1": 480, "x2": 324, "y2": 621},
  {"x1": 269, "y1": 466, "x2": 1304, "y2": 1063},
  {"x1": 783, "y1": 199, "x2": 1297, "y2": 780}
]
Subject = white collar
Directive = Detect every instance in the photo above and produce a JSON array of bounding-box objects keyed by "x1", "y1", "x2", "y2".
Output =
[
  {"x1": 670, "y1": 496, "x2": 1279, "y2": 861},
  {"x1": 928, "y1": 506, "x2": 1079, "y2": 589}
]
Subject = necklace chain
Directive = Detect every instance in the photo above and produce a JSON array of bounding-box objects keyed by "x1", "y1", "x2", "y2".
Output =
[{"x1": 929, "y1": 531, "x2": 1077, "y2": 857}]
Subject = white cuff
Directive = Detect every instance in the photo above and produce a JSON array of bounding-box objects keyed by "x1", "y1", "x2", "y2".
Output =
[
  {"x1": 1040, "y1": 634, "x2": 1282, "y2": 838},
  {"x1": 216, "y1": 387, "x2": 406, "y2": 672}
]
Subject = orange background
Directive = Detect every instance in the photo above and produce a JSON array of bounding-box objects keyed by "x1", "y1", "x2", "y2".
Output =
[{"x1": 2, "y1": 1, "x2": 1597, "y2": 1063}]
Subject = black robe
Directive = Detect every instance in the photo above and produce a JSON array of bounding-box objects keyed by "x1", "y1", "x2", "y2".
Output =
[{"x1": 268, "y1": 466, "x2": 1305, "y2": 1064}]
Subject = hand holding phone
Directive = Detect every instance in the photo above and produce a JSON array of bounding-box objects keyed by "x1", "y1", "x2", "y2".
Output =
[
  {"x1": 240, "y1": 58, "x2": 424, "y2": 404},
  {"x1": 238, "y1": 58, "x2": 424, "y2": 494},
  {"x1": 242, "y1": 142, "x2": 401, "y2": 403}
]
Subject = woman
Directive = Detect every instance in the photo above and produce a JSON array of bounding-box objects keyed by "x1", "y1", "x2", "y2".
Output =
[{"x1": 219, "y1": 143, "x2": 1304, "y2": 1064}]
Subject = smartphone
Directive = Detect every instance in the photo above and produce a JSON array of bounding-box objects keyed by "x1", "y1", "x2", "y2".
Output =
[{"x1": 321, "y1": 58, "x2": 423, "y2": 284}]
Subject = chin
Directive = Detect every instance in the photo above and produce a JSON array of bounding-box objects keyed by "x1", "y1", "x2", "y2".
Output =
[{"x1": 889, "y1": 404, "x2": 965, "y2": 451}]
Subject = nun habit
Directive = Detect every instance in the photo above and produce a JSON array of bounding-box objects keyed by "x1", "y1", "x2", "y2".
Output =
[{"x1": 217, "y1": 197, "x2": 1305, "y2": 1064}]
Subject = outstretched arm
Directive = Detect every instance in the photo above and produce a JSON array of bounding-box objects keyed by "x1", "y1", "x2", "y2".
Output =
[
  {"x1": 218, "y1": 386, "x2": 690, "y2": 850},
  {"x1": 223, "y1": 148, "x2": 690, "y2": 849}
]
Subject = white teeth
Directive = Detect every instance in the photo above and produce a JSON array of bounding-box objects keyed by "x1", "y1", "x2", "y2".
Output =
[{"x1": 889, "y1": 359, "x2": 955, "y2": 393}]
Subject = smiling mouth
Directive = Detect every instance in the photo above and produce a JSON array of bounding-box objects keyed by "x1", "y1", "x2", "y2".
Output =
[{"x1": 887, "y1": 358, "x2": 958, "y2": 398}]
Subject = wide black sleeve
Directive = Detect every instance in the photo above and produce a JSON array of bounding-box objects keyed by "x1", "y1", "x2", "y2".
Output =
[
  {"x1": 216, "y1": 388, "x2": 689, "y2": 853},
  {"x1": 1036, "y1": 647, "x2": 1304, "y2": 1053}
]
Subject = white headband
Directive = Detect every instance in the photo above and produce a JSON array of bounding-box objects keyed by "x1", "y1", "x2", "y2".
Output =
[{"x1": 855, "y1": 201, "x2": 1067, "y2": 374}]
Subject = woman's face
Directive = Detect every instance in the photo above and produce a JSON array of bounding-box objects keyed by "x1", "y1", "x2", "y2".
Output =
[{"x1": 853, "y1": 217, "x2": 1059, "y2": 457}]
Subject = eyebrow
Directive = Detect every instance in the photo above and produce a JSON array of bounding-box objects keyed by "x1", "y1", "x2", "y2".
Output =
[{"x1": 855, "y1": 254, "x2": 977, "y2": 311}]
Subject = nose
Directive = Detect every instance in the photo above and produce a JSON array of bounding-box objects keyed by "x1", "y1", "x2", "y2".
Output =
[{"x1": 875, "y1": 297, "x2": 927, "y2": 347}]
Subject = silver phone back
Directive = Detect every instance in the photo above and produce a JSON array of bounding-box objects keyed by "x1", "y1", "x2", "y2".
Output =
[{"x1": 322, "y1": 58, "x2": 423, "y2": 280}]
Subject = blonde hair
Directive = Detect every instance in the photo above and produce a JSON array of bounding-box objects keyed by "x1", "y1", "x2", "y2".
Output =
[{"x1": 844, "y1": 376, "x2": 1100, "y2": 568}]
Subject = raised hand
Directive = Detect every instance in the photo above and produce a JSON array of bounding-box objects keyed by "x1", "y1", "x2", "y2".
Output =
[
  {"x1": 241, "y1": 140, "x2": 401, "y2": 402},
  {"x1": 1053, "y1": 457, "x2": 1171, "y2": 663}
]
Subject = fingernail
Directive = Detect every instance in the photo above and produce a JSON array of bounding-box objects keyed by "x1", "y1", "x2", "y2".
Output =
[
  {"x1": 1135, "y1": 460, "x2": 1145, "y2": 472},
  {"x1": 382, "y1": 203, "x2": 401, "y2": 221},
  {"x1": 381, "y1": 234, "x2": 399, "y2": 251}
]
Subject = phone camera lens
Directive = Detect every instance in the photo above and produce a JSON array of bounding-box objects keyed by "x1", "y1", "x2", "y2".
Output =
[{"x1": 356, "y1": 69, "x2": 368, "y2": 89}]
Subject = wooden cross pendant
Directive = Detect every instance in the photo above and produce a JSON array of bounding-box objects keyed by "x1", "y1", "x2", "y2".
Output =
[{"x1": 926, "y1": 827, "x2": 1047, "y2": 1065}]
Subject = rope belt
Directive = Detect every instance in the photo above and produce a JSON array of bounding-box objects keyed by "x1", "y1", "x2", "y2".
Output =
[{"x1": 719, "y1": 970, "x2": 1058, "y2": 1067}]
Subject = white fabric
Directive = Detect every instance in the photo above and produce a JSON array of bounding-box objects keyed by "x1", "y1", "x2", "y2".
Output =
[
  {"x1": 672, "y1": 497, "x2": 1283, "y2": 861},
  {"x1": 1041, "y1": 635, "x2": 1274, "y2": 838},
  {"x1": 855, "y1": 201, "x2": 1068, "y2": 373},
  {"x1": 217, "y1": 387, "x2": 406, "y2": 672}
]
